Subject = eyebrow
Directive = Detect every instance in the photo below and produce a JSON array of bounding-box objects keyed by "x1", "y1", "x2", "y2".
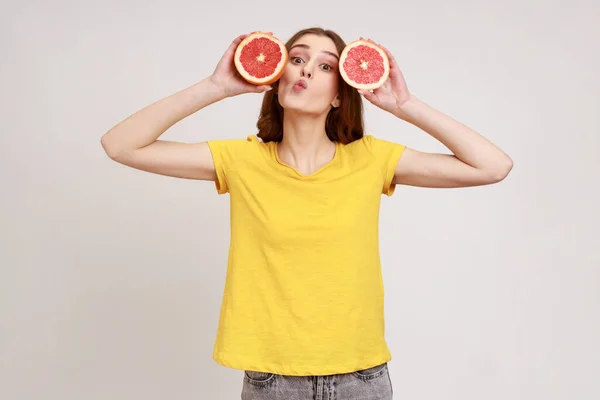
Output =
[{"x1": 289, "y1": 44, "x2": 339, "y2": 60}]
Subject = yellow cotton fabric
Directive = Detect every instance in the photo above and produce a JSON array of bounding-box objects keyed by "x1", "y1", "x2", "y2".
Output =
[{"x1": 206, "y1": 134, "x2": 406, "y2": 376}]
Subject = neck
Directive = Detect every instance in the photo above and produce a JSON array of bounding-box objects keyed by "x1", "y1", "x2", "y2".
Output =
[{"x1": 278, "y1": 110, "x2": 336, "y2": 174}]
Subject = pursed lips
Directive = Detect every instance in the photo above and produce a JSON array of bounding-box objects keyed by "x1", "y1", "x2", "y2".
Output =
[{"x1": 293, "y1": 79, "x2": 308, "y2": 89}]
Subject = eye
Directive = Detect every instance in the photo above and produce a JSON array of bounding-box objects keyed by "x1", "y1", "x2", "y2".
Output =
[{"x1": 291, "y1": 56, "x2": 334, "y2": 72}]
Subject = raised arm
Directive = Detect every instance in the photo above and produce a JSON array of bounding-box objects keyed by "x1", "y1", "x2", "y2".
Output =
[
  {"x1": 100, "y1": 33, "x2": 272, "y2": 181},
  {"x1": 392, "y1": 95, "x2": 513, "y2": 188},
  {"x1": 356, "y1": 38, "x2": 513, "y2": 188},
  {"x1": 100, "y1": 77, "x2": 227, "y2": 180}
]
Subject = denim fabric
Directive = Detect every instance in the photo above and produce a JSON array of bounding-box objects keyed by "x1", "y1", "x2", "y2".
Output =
[{"x1": 241, "y1": 362, "x2": 393, "y2": 399}]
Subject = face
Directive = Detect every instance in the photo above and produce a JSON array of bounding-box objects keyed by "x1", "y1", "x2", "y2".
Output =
[{"x1": 277, "y1": 34, "x2": 341, "y2": 114}]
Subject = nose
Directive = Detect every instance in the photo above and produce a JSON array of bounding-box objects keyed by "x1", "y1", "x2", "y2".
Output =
[{"x1": 301, "y1": 66, "x2": 312, "y2": 78}]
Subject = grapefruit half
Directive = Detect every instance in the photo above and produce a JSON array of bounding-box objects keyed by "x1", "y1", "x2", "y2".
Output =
[
  {"x1": 234, "y1": 32, "x2": 288, "y2": 85},
  {"x1": 339, "y1": 40, "x2": 390, "y2": 90}
]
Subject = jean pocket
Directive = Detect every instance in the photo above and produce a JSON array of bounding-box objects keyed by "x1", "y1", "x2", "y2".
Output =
[
  {"x1": 244, "y1": 370, "x2": 276, "y2": 386},
  {"x1": 351, "y1": 362, "x2": 388, "y2": 381}
]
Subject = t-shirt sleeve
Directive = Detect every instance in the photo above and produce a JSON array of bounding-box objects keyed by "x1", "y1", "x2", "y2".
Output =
[
  {"x1": 205, "y1": 136, "x2": 253, "y2": 195},
  {"x1": 364, "y1": 134, "x2": 407, "y2": 196}
]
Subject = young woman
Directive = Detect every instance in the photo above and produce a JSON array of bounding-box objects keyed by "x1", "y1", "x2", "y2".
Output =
[{"x1": 101, "y1": 27, "x2": 512, "y2": 400}]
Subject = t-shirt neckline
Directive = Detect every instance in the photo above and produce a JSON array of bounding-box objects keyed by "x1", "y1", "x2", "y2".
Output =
[{"x1": 273, "y1": 140, "x2": 339, "y2": 179}]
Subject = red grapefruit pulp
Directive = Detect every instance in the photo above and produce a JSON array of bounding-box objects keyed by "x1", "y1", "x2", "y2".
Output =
[
  {"x1": 234, "y1": 32, "x2": 288, "y2": 85},
  {"x1": 339, "y1": 40, "x2": 390, "y2": 90}
]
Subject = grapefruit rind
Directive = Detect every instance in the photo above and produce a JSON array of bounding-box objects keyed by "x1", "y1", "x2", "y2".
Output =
[
  {"x1": 234, "y1": 32, "x2": 288, "y2": 85},
  {"x1": 339, "y1": 40, "x2": 390, "y2": 90}
]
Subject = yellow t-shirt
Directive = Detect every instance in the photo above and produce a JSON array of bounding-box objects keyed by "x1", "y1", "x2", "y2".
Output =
[{"x1": 206, "y1": 133, "x2": 406, "y2": 376}]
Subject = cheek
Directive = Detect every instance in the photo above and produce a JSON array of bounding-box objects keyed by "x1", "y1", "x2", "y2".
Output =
[
  {"x1": 280, "y1": 63, "x2": 296, "y2": 83},
  {"x1": 320, "y1": 75, "x2": 339, "y2": 95}
]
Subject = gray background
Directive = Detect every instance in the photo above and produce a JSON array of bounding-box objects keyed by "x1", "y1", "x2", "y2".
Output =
[{"x1": 2, "y1": 0, "x2": 599, "y2": 399}]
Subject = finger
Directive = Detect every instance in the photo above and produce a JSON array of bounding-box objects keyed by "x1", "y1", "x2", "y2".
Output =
[
  {"x1": 377, "y1": 43, "x2": 394, "y2": 62},
  {"x1": 366, "y1": 37, "x2": 386, "y2": 53},
  {"x1": 251, "y1": 85, "x2": 273, "y2": 93},
  {"x1": 376, "y1": 43, "x2": 396, "y2": 66},
  {"x1": 231, "y1": 34, "x2": 248, "y2": 48},
  {"x1": 249, "y1": 31, "x2": 273, "y2": 35},
  {"x1": 360, "y1": 37, "x2": 395, "y2": 64},
  {"x1": 360, "y1": 39, "x2": 401, "y2": 80},
  {"x1": 228, "y1": 34, "x2": 252, "y2": 56},
  {"x1": 369, "y1": 39, "x2": 385, "y2": 51},
  {"x1": 375, "y1": 43, "x2": 401, "y2": 78},
  {"x1": 359, "y1": 91, "x2": 375, "y2": 105},
  {"x1": 357, "y1": 89, "x2": 373, "y2": 100},
  {"x1": 367, "y1": 37, "x2": 382, "y2": 50}
]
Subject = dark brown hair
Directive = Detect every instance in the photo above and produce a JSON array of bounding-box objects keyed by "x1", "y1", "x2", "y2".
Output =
[{"x1": 256, "y1": 27, "x2": 364, "y2": 145}]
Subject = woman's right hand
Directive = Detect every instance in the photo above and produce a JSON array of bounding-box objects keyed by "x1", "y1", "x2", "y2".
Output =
[{"x1": 210, "y1": 32, "x2": 274, "y2": 98}]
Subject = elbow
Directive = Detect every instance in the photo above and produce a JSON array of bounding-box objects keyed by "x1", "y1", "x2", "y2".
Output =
[
  {"x1": 101, "y1": 134, "x2": 123, "y2": 160},
  {"x1": 100, "y1": 134, "x2": 113, "y2": 158},
  {"x1": 487, "y1": 156, "x2": 514, "y2": 183}
]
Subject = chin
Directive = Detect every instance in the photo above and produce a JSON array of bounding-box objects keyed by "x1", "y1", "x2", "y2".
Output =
[
  {"x1": 279, "y1": 93, "x2": 329, "y2": 114},
  {"x1": 282, "y1": 105, "x2": 329, "y2": 116}
]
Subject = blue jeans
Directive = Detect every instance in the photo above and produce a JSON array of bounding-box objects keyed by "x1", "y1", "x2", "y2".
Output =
[{"x1": 241, "y1": 362, "x2": 393, "y2": 399}]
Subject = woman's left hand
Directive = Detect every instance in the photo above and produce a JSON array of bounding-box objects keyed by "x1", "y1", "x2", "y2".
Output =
[{"x1": 357, "y1": 38, "x2": 412, "y2": 115}]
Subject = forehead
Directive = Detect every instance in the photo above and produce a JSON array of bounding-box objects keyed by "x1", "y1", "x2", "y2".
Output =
[{"x1": 290, "y1": 34, "x2": 339, "y2": 57}]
